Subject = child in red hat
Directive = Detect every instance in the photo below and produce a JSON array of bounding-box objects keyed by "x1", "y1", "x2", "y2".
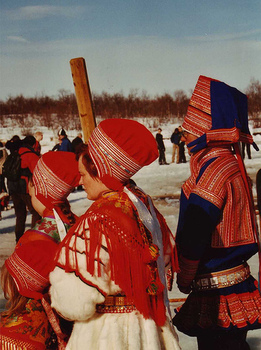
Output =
[
  {"x1": 0, "y1": 151, "x2": 80, "y2": 350},
  {"x1": 50, "y1": 119, "x2": 180, "y2": 350}
]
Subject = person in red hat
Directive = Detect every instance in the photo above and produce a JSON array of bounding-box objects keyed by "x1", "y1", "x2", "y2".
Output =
[
  {"x1": 0, "y1": 151, "x2": 80, "y2": 350},
  {"x1": 6, "y1": 135, "x2": 42, "y2": 243},
  {"x1": 172, "y1": 76, "x2": 261, "y2": 350},
  {"x1": 49, "y1": 119, "x2": 180, "y2": 350}
]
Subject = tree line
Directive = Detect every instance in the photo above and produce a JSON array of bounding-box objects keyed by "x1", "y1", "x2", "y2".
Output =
[{"x1": 0, "y1": 78, "x2": 260, "y2": 131}]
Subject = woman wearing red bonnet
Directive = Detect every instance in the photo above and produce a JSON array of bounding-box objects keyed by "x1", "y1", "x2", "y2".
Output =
[{"x1": 49, "y1": 119, "x2": 180, "y2": 350}]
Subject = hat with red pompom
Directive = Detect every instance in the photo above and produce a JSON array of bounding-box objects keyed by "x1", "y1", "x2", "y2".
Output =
[
  {"x1": 5, "y1": 231, "x2": 58, "y2": 299},
  {"x1": 88, "y1": 119, "x2": 158, "y2": 190},
  {"x1": 33, "y1": 151, "x2": 80, "y2": 210}
]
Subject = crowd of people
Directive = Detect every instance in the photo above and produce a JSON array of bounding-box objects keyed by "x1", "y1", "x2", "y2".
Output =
[
  {"x1": 0, "y1": 75, "x2": 261, "y2": 350},
  {"x1": 0, "y1": 130, "x2": 83, "y2": 225},
  {"x1": 155, "y1": 126, "x2": 187, "y2": 166}
]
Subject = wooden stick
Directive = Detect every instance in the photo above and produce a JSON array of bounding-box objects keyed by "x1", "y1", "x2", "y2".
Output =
[{"x1": 70, "y1": 57, "x2": 96, "y2": 143}]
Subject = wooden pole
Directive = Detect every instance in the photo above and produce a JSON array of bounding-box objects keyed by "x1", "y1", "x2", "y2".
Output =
[{"x1": 70, "y1": 57, "x2": 96, "y2": 143}]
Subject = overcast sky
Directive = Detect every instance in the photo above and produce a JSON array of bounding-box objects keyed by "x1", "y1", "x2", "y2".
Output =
[{"x1": 0, "y1": 0, "x2": 260, "y2": 100}]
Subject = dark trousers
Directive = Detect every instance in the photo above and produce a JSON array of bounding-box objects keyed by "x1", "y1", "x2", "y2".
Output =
[
  {"x1": 197, "y1": 329, "x2": 250, "y2": 350},
  {"x1": 178, "y1": 143, "x2": 186, "y2": 163},
  {"x1": 12, "y1": 193, "x2": 41, "y2": 242},
  {"x1": 158, "y1": 149, "x2": 166, "y2": 164},
  {"x1": 0, "y1": 174, "x2": 7, "y2": 192},
  {"x1": 242, "y1": 142, "x2": 251, "y2": 159}
]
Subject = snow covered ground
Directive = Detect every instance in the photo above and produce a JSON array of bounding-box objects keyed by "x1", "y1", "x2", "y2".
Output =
[{"x1": 1, "y1": 122, "x2": 261, "y2": 349}]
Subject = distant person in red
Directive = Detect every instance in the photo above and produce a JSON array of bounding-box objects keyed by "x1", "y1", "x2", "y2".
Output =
[
  {"x1": 34, "y1": 131, "x2": 43, "y2": 156},
  {"x1": 6, "y1": 135, "x2": 41, "y2": 242}
]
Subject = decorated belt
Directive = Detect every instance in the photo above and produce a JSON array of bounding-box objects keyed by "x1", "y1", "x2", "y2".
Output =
[
  {"x1": 96, "y1": 295, "x2": 136, "y2": 314},
  {"x1": 192, "y1": 263, "x2": 250, "y2": 291}
]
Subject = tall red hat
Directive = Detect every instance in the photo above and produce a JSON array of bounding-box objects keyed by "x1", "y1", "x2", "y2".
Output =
[
  {"x1": 33, "y1": 151, "x2": 80, "y2": 210},
  {"x1": 88, "y1": 119, "x2": 158, "y2": 190}
]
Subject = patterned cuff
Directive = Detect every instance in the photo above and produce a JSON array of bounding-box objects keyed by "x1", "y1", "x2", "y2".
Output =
[{"x1": 177, "y1": 255, "x2": 199, "y2": 289}]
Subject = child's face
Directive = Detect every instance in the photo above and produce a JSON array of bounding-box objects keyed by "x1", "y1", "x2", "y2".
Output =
[{"x1": 29, "y1": 180, "x2": 46, "y2": 216}]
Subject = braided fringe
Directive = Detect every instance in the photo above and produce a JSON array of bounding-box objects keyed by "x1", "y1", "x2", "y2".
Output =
[
  {"x1": 0, "y1": 335, "x2": 38, "y2": 350},
  {"x1": 58, "y1": 190, "x2": 178, "y2": 326},
  {"x1": 87, "y1": 209, "x2": 154, "y2": 322}
]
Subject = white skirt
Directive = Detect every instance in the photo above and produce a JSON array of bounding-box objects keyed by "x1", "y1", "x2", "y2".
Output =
[{"x1": 66, "y1": 311, "x2": 180, "y2": 350}]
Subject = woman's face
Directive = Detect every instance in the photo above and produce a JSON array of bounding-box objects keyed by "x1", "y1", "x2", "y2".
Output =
[
  {"x1": 78, "y1": 155, "x2": 109, "y2": 200},
  {"x1": 28, "y1": 180, "x2": 46, "y2": 216}
]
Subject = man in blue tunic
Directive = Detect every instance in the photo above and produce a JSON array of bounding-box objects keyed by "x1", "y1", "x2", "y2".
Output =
[{"x1": 172, "y1": 75, "x2": 261, "y2": 350}]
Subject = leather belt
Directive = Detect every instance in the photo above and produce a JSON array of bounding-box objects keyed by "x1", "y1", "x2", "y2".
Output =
[
  {"x1": 192, "y1": 263, "x2": 250, "y2": 291},
  {"x1": 96, "y1": 295, "x2": 136, "y2": 314}
]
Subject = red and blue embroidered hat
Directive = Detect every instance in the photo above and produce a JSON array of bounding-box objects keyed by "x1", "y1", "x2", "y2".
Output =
[{"x1": 182, "y1": 75, "x2": 257, "y2": 152}]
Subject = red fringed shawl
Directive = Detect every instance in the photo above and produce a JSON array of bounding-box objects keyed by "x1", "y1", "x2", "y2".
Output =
[{"x1": 55, "y1": 186, "x2": 177, "y2": 326}]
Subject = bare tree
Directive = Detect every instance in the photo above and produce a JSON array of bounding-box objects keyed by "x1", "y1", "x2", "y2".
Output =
[
  {"x1": 1, "y1": 79, "x2": 258, "y2": 130},
  {"x1": 245, "y1": 78, "x2": 261, "y2": 127},
  {"x1": 174, "y1": 90, "x2": 189, "y2": 121}
]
